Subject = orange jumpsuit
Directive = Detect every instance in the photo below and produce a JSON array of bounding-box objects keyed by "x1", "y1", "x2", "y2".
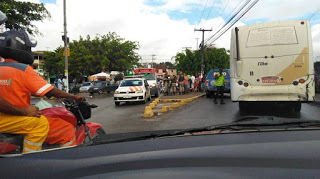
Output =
[{"x1": 0, "y1": 59, "x2": 75, "y2": 153}]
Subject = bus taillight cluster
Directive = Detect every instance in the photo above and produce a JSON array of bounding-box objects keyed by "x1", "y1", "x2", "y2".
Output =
[{"x1": 238, "y1": 80, "x2": 249, "y2": 87}]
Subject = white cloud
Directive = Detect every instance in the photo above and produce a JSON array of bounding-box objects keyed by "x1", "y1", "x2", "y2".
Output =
[
  {"x1": 31, "y1": 0, "x2": 198, "y2": 62},
  {"x1": 11, "y1": 0, "x2": 320, "y2": 63}
]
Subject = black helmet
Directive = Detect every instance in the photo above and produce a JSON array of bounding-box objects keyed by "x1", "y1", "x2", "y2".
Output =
[{"x1": 0, "y1": 30, "x2": 37, "y2": 65}]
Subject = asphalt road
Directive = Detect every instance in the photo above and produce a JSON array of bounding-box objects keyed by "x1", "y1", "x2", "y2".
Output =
[{"x1": 32, "y1": 93, "x2": 320, "y2": 134}]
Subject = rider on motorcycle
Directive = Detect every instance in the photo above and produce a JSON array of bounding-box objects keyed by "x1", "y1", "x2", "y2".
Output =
[{"x1": 0, "y1": 29, "x2": 84, "y2": 153}]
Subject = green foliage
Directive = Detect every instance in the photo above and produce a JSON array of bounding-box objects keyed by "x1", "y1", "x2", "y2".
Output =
[
  {"x1": 0, "y1": 0, "x2": 51, "y2": 35},
  {"x1": 44, "y1": 32, "x2": 140, "y2": 78},
  {"x1": 114, "y1": 74, "x2": 124, "y2": 82},
  {"x1": 175, "y1": 48, "x2": 229, "y2": 75}
]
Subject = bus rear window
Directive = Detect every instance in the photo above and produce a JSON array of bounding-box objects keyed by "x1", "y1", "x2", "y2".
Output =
[{"x1": 246, "y1": 26, "x2": 298, "y2": 47}]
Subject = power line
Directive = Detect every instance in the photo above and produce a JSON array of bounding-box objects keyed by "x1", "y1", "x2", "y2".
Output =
[
  {"x1": 205, "y1": 0, "x2": 230, "y2": 31},
  {"x1": 206, "y1": 0, "x2": 259, "y2": 45},
  {"x1": 185, "y1": 0, "x2": 211, "y2": 48},
  {"x1": 204, "y1": 0, "x2": 217, "y2": 23},
  {"x1": 204, "y1": 0, "x2": 251, "y2": 44},
  {"x1": 197, "y1": 0, "x2": 210, "y2": 28},
  {"x1": 309, "y1": 8, "x2": 320, "y2": 20},
  {"x1": 207, "y1": 0, "x2": 246, "y2": 41},
  {"x1": 218, "y1": 0, "x2": 230, "y2": 19}
]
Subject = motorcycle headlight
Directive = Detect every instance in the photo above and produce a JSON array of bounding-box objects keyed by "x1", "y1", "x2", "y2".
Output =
[{"x1": 136, "y1": 90, "x2": 143, "y2": 93}]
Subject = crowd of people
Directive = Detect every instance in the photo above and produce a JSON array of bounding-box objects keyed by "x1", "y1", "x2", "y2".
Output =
[{"x1": 159, "y1": 73, "x2": 207, "y2": 96}]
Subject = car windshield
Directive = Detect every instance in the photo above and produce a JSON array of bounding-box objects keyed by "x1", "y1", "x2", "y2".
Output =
[
  {"x1": 210, "y1": 71, "x2": 229, "y2": 78},
  {"x1": 95, "y1": 82, "x2": 105, "y2": 86},
  {"x1": 1, "y1": 0, "x2": 320, "y2": 157},
  {"x1": 82, "y1": 83, "x2": 91, "y2": 86},
  {"x1": 120, "y1": 80, "x2": 143, "y2": 87},
  {"x1": 143, "y1": 73, "x2": 156, "y2": 80}
]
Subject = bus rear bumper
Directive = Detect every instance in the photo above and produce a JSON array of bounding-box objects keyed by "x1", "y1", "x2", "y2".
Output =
[{"x1": 231, "y1": 78, "x2": 315, "y2": 102}]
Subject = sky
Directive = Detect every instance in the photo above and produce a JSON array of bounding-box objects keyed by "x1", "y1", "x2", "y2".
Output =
[{"x1": 14, "y1": 0, "x2": 320, "y2": 62}]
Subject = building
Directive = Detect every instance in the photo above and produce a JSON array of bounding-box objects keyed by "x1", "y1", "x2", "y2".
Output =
[
  {"x1": 166, "y1": 68, "x2": 177, "y2": 76},
  {"x1": 32, "y1": 51, "x2": 45, "y2": 70},
  {"x1": 156, "y1": 66, "x2": 167, "y2": 79},
  {"x1": 32, "y1": 51, "x2": 50, "y2": 81}
]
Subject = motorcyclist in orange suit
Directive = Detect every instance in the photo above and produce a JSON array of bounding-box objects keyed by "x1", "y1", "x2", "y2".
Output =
[{"x1": 0, "y1": 30, "x2": 84, "y2": 153}]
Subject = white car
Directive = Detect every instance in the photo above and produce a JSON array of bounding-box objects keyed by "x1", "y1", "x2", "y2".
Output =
[
  {"x1": 79, "y1": 82, "x2": 92, "y2": 93},
  {"x1": 114, "y1": 78, "x2": 151, "y2": 106}
]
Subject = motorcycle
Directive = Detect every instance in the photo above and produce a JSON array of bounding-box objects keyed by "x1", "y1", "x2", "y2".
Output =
[{"x1": 0, "y1": 99, "x2": 105, "y2": 155}]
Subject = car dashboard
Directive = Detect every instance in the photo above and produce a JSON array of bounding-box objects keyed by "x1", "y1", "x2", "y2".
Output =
[{"x1": 1, "y1": 130, "x2": 320, "y2": 178}]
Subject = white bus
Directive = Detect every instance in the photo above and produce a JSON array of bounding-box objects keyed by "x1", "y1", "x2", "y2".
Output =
[{"x1": 230, "y1": 20, "x2": 315, "y2": 112}]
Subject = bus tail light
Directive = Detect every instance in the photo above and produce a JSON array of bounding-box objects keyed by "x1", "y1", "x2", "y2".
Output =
[
  {"x1": 299, "y1": 79, "x2": 305, "y2": 83},
  {"x1": 243, "y1": 82, "x2": 249, "y2": 87}
]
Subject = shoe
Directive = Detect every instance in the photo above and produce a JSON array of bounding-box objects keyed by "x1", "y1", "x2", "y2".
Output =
[
  {"x1": 220, "y1": 101, "x2": 225, "y2": 104},
  {"x1": 214, "y1": 101, "x2": 218, "y2": 104}
]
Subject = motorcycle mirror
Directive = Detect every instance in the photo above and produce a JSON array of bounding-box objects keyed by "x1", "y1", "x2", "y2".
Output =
[
  {"x1": 0, "y1": 11, "x2": 7, "y2": 25},
  {"x1": 90, "y1": 104, "x2": 98, "y2": 108}
]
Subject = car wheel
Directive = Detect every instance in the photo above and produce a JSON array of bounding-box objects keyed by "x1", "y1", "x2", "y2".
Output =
[{"x1": 115, "y1": 102, "x2": 120, "y2": 106}]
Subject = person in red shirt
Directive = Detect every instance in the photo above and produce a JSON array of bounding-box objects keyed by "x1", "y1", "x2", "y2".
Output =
[
  {"x1": 0, "y1": 30, "x2": 84, "y2": 153},
  {"x1": 194, "y1": 79, "x2": 199, "y2": 92}
]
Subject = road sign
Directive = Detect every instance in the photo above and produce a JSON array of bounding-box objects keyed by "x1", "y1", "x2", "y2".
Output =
[{"x1": 63, "y1": 48, "x2": 70, "y2": 56}]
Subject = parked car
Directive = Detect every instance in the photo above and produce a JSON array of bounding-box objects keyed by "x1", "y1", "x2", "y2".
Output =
[
  {"x1": 105, "y1": 81, "x2": 119, "y2": 93},
  {"x1": 89, "y1": 81, "x2": 119, "y2": 94},
  {"x1": 79, "y1": 82, "x2": 92, "y2": 93},
  {"x1": 205, "y1": 69, "x2": 231, "y2": 98}
]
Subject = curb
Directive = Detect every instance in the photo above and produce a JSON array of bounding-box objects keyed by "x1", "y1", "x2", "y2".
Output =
[{"x1": 143, "y1": 94, "x2": 205, "y2": 118}]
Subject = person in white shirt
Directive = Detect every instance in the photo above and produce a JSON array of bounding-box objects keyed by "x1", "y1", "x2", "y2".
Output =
[
  {"x1": 62, "y1": 76, "x2": 68, "y2": 91},
  {"x1": 57, "y1": 76, "x2": 63, "y2": 90},
  {"x1": 191, "y1": 75, "x2": 195, "y2": 91}
]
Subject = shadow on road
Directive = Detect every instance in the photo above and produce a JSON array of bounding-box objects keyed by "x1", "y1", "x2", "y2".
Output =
[{"x1": 238, "y1": 102, "x2": 301, "y2": 119}]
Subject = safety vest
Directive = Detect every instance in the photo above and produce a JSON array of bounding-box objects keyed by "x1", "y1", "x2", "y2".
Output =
[{"x1": 215, "y1": 72, "x2": 224, "y2": 87}]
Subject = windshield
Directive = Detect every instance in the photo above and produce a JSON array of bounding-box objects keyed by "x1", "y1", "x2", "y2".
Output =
[
  {"x1": 144, "y1": 73, "x2": 156, "y2": 80},
  {"x1": 120, "y1": 80, "x2": 143, "y2": 87},
  {"x1": 210, "y1": 71, "x2": 229, "y2": 78},
  {"x1": 82, "y1": 83, "x2": 91, "y2": 86},
  {"x1": 94, "y1": 82, "x2": 105, "y2": 86},
  {"x1": 1, "y1": 0, "x2": 320, "y2": 157}
]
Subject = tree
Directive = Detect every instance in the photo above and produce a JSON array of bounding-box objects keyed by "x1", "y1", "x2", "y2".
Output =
[
  {"x1": 0, "y1": 0, "x2": 51, "y2": 35},
  {"x1": 44, "y1": 32, "x2": 140, "y2": 79},
  {"x1": 175, "y1": 48, "x2": 229, "y2": 75}
]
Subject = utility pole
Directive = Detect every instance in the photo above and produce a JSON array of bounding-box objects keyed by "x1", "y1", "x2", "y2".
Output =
[
  {"x1": 63, "y1": 0, "x2": 69, "y2": 93},
  {"x1": 196, "y1": 38, "x2": 199, "y2": 50},
  {"x1": 182, "y1": 47, "x2": 192, "y2": 53},
  {"x1": 194, "y1": 28, "x2": 212, "y2": 77},
  {"x1": 151, "y1": 54, "x2": 156, "y2": 68}
]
